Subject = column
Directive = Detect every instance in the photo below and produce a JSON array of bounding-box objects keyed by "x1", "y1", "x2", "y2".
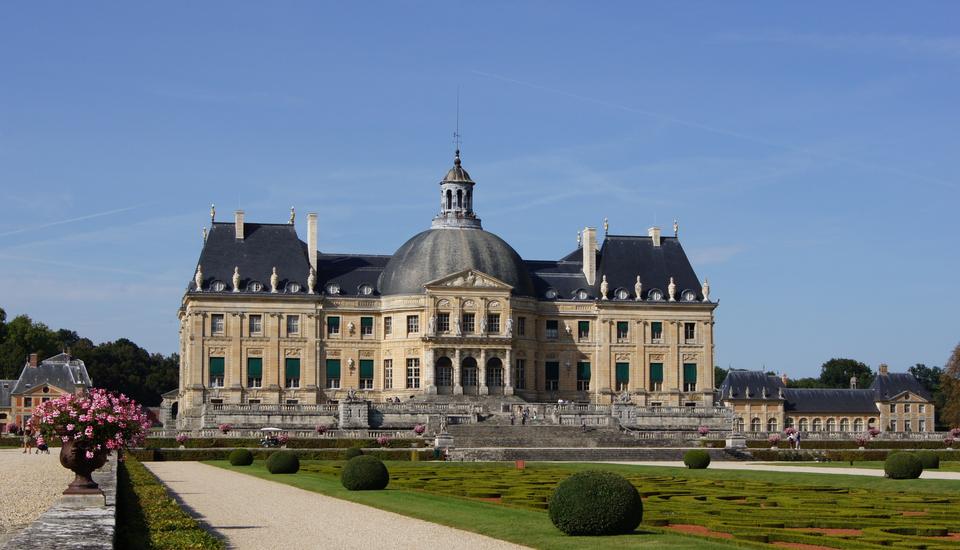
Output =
[
  {"x1": 674, "y1": 320, "x2": 683, "y2": 406},
  {"x1": 478, "y1": 348, "x2": 488, "y2": 395},
  {"x1": 267, "y1": 313, "x2": 281, "y2": 393},
  {"x1": 424, "y1": 348, "x2": 437, "y2": 395},
  {"x1": 189, "y1": 312, "x2": 206, "y2": 389},
  {"x1": 303, "y1": 314, "x2": 319, "y2": 395},
  {"x1": 504, "y1": 348, "x2": 514, "y2": 396},
  {"x1": 229, "y1": 313, "x2": 243, "y2": 394},
  {"x1": 703, "y1": 320, "x2": 715, "y2": 405},
  {"x1": 453, "y1": 349, "x2": 463, "y2": 395}
]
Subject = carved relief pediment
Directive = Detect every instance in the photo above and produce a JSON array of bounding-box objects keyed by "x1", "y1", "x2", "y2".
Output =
[
  {"x1": 284, "y1": 349, "x2": 301, "y2": 358},
  {"x1": 424, "y1": 269, "x2": 513, "y2": 291}
]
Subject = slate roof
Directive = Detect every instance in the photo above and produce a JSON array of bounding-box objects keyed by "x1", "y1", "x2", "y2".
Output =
[
  {"x1": 718, "y1": 370, "x2": 785, "y2": 400},
  {"x1": 0, "y1": 380, "x2": 15, "y2": 408},
  {"x1": 871, "y1": 372, "x2": 932, "y2": 401},
  {"x1": 782, "y1": 389, "x2": 879, "y2": 414},
  {"x1": 10, "y1": 353, "x2": 92, "y2": 395}
]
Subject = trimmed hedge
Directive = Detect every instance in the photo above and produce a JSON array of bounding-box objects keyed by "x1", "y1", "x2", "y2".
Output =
[
  {"x1": 917, "y1": 451, "x2": 940, "y2": 470},
  {"x1": 884, "y1": 452, "x2": 923, "y2": 479},
  {"x1": 683, "y1": 450, "x2": 711, "y2": 469},
  {"x1": 116, "y1": 457, "x2": 224, "y2": 549},
  {"x1": 548, "y1": 471, "x2": 642, "y2": 535},
  {"x1": 341, "y1": 455, "x2": 390, "y2": 491},
  {"x1": 344, "y1": 447, "x2": 364, "y2": 460},
  {"x1": 143, "y1": 437, "x2": 426, "y2": 449},
  {"x1": 750, "y1": 448, "x2": 960, "y2": 462},
  {"x1": 266, "y1": 452, "x2": 300, "y2": 474},
  {"x1": 228, "y1": 449, "x2": 253, "y2": 466},
  {"x1": 129, "y1": 448, "x2": 434, "y2": 462},
  {"x1": 747, "y1": 439, "x2": 952, "y2": 450}
]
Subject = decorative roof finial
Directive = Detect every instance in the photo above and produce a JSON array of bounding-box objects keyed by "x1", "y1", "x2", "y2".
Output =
[
  {"x1": 673, "y1": 219, "x2": 679, "y2": 237},
  {"x1": 702, "y1": 278, "x2": 710, "y2": 302},
  {"x1": 634, "y1": 275, "x2": 642, "y2": 301},
  {"x1": 270, "y1": 267, "x2": 279, "y2": 294},
  {"x1": 603, "y1": 217, "x2": 609, "y2": 236},
  {"x1": 289, "y1": 206, "x2": 296, "y2": 225},
  {"x1": 194, "y1": 265, "x2": 203, "y2": 292},
  {"x1": 577, "y1": 230, "x2": 582, "y2": 248},
  {"x1": 307, "y1": 267, "x2": 316, "y2": 295},
  {"x1": 201, "y1": 228, "x2": 207, "y2": 243},
  {"x1": 600, "y1": 275, "x2": 609, "y2": 300},
  {"x1": 210, "y1": 204, "x2": 216, "y2": 223},
  {"x1": 668, "y1": 276, "x2": 676, "y2": 302},
  {"x1": 232, "y1": 267, "x2": 240, "y2": 293}
]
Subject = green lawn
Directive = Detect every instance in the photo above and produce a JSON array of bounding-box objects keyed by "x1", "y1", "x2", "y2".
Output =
[
  {"x1": 209, "y1": 460, "x2": 960, "y2": 549},
  {"x1": 756, "y1": 461, "x2": 960, "y2": 472}
]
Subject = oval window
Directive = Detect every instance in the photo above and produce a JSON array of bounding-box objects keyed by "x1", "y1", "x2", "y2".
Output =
[
  {"x1": 326, "y1": 283, "x2": 340, "y2": 295},
  {"x1": 287, "y1": 282, "x2": 301, "y2": 293},
  {"x1": 648, "y1": 289, "x2": 663, "y2": 301},
  {"x1": 248, "y1": 281, "x2": 263, "y2": 292},
  {"x1": 545, "y1": 288, "x2": 558, "y2": 299},
  {"x1": 211, "y1": 280, "x2": 227, "y2": 292},
  {"x1": 615, "y1": 288, "x2": 630, "y2": 300},
  {"x1": 359, "y1": 284, "x2": 373, "y2": 295},
  {"x1": 682, "y1": 290, "x2": 697, "y2": 302}
]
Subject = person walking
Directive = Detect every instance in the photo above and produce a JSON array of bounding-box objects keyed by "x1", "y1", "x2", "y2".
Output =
[
  {"x1": 21, "y1": 428, "x2": 32, "y2": 454},
  {"x1": 795, "y1": 431, "x2": 802, "y2": 450},
  {"x1": 509, "y1": 412, "x2": 516, "y2": 425}
]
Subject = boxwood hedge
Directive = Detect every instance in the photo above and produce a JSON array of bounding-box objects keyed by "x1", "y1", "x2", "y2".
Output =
[{"x1": 548, "y1": 471, "x2": 642, "y2": 535}]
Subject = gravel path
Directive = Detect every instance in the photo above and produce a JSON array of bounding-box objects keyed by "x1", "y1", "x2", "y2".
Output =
[
  {"x1": 604, "y1": 460, "x2": 960, "y2": 479},
  {"x1": 0, "y1": 448, "x2": 73, "y2": 541},
  {"x1": 145, "y1": 461, "x2": 526, "y2": 550}
]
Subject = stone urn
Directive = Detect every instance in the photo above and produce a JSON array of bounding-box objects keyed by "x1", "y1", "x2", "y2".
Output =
[{"x1": 59, "y1": 440, "x2": 108, "y2": 495}]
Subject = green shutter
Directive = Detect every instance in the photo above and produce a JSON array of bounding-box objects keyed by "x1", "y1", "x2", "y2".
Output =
[
  {"x1": 617, "y1": 321, "x2": 628, "y2": 334},
  {"x1": 361, "y1": 317, "x2": 373, "y2": 329},
  {"x1": 650, "y1": 363, "x2": 663, "y2": 382},
  {"x1": 616, "y1": 362, "x2": 630, "y2": 383},
  {"x1": 284, "y1": 358, "x2": 300, "y2": 378},
  {"x1": 247, "y1": 358, "x2": 262, "y2": 377},
  {"x1": 578, "y1": 321, "x2": 590, "y2": 333},
  {"x1": 328, "y1": 316, "x2": 340, "y2": 330},
  {"x1": 326, "y1": 359, "x2": 341, "y2": 379},
  {"x1": 683, "y1": 363, "x2": 697, "y2": 383},
  {"x1": 545, "y1": 361, "x2": 559, "y2": 381},
  {"x1": 209, "y1": 357, "x2": 225, "y2": 376},
  {"x1": 577, "y1": 362, "x2": 591, "y2": 380},
  {"x1": 652, "y1": 321, "x2": 662, "y2": 334},
  {"x1": 359, "y1": 359, "x2": 374, "y2": 379}
]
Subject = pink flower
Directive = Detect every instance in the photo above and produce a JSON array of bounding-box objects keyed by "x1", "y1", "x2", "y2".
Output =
[
  {"x1": 85, "y1": 450, "x2": 94, "y2": 459},
  {"x1": 66, "y1": 424, "x2": 76, "y2": 432}
]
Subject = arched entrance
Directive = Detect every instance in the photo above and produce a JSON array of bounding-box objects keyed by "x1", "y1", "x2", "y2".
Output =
[
  {"x1": 486, "y1": 357, "x2": 503, "y2": 394},
  {"x1": 435, "y1": 357, "x2": 453, "y2": 394},
  {"x1": 462, "y1": 356, "x2": 478, "y2": 395}
]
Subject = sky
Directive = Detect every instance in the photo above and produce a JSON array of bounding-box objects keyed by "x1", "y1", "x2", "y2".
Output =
[{"x1": 1, "y1": 3, "x2": 958, "y2": 378}]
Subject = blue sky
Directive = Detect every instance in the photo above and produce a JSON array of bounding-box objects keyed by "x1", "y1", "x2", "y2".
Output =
[{"x1": 1, "y1": 3, "x2": 958, "y2": 377}]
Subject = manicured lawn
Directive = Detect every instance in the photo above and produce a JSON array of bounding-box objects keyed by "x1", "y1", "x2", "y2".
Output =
[
  {"x1": 210, "y1": 460, "x2": 960, "y2": 549},
  {"x1": 756, "y1": 460, "x2": 960, "y2": 472}
]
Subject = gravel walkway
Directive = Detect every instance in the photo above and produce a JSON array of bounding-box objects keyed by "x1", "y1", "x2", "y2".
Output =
[
  {"x1": 0, "y1": 448, "x2": 73, "y2": 543},
  {"x1": 604, "y1": 460, "x2": 960, "y2": 479},
  {"x1": 145, "y1": 462, "x2": 526, "y2": 550}
]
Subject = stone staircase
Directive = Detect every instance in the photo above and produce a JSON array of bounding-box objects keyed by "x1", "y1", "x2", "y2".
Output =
[
  {"x1": 448, "y1": 446, "x2": 747, "y2": 462},
  {"x1": 445, "y1": 423, "x2": 690, "y2": 448}
]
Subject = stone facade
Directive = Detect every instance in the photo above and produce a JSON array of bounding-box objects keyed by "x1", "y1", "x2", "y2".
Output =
[{"x1": 0, "y1": 353, "x2": 91, "y2": 431}]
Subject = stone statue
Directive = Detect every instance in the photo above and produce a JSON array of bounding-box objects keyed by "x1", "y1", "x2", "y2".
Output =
[
  {"x1": 603, "y1": 217, "x2": 609, "y2": 236},
  {"x1": 210, "y1": 204, "x2": 215, "y2": 223},
  {"x1": 506, "y1": 317, "x2": 514, "y2": 338},
  {"x1": 600, "y1": 275, "x2": 609, "y2": 300},
  {"x1": 702, "y1": 278, "x2": 710, "y2": 302},
  {"x1": 307, "y1": 267, "x2": 316, "y2": 294},
  {"x1": 428, "y1": 315, "x2": 436, "y2": 335},
  {"x1": 454, "y1": 315, "x2": 462, "y2": 337},
  {"x1": 673, "y1": 219, "x2": 679, "y2": 237},
  {"x1": 634, "y1": 276, "x2": 642, "y2": 301},
  {"x1": 480, "y1": 316, "x2": 487, "y2": 335},
  {"x1": 465, "y1": 271, "x2": 476, "y2": 286},
  {"x1": 194, "y1": 265, "x2": 203, "y2": 292},
  {"x1": 668, "y1": 277, "x2": 676, "y2": 302},
  {"x1": 617, "y1": 390, "x2": 631, "y2": 404},
  {"x1": 439, "y1": 416, "x2": 448, "y2": 434},
  {"x1": 270, "y1": 267, "x2": 279, "y2": 293},
  {"x1": 202, "y1": 227, "x2": 207, "y2": 242},
  {"x1": 577, "y1": 230, "x2": 581, "y2": 248},
  {"x1": 289, "y1": 206, "x2": 296, "y2": 224},
  {"x1": 232, "y1": 267, "x2": 240, "y2": 293}
]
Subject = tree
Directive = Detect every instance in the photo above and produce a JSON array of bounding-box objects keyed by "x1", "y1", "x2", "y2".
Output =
[
  {"x1": 939, "y1": 343, "x2": 960, "y2": 428},
  {"x1": 819, "y1": 358, "x2": 873, "y2": 389},
  {"x1": 788, "y1": 377, "x2": 827, "y2": 388},
  {"x1": 714, "y1": 366, "x2": 727, "y2": 387},
  {"x1": 0, "y1": 314, "x2": 60, "y2": 379}
]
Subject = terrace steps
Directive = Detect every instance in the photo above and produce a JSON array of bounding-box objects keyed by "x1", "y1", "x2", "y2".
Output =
[
  {"x1": 448, "y1": 446, "x2": 745, "y2": 462},
  {"x1": 445, "y1": 423, "x2": 697, "y2": 448}
]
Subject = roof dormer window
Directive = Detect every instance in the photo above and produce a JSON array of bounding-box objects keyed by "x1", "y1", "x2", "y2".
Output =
[
  {"x1": 286, "y1": 282, "x2": 301, "y2": 293},
  {"x1": 615, "y1": 288, "x2": 630, "y2": 300},
  {"x1": 326, "y1": 283, "x2": 340, "y2": 295},
  {"x1": 574, "y1": 289, "x2": 589, "y2": 300},
  {"x1": 647, "y1": 289, "x2": 664, "y2": 301},
  {"x1": 211, "y1": 280, "x2": 227, "y2": 292},
  {"x1": 358, "y1": 284, "x2": 373, "y2": 296},
  {"x1": 544, "y1": 288, "x2": 558, "y2": 300},
  {"x1": 681, "y1": 289, "x2": 697, "y2": 302},
  {"x1": 248, "y1": 281, "x2": 263, "y2": 292}
]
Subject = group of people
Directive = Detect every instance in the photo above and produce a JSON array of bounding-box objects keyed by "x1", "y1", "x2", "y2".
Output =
[
  {"x1": 11, "y1": 427, "x2": 50, "y2": 454},
  {"x1": 509, "y1": 406, "x2": 537, "y2": 425},
  {"x1": 786, "y1": 430, "x2": 803, "y2": 449}
]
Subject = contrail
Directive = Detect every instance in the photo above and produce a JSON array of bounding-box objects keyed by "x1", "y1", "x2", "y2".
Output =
[
  {"x1": 472, "y1": 70, "x2": 956, "y2": 190},
  {"x1": 0, "y1": 204, "x2": 146, "y2": 238}
]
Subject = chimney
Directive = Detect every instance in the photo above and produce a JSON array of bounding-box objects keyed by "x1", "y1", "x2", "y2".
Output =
[
  {"x1": 581, "y1": 227, "x2": 596, "y2": 285},
  {"x1": 780, "y1": 372, "x2": 788, "y2": 386},
  {"x1": 234, "y1": 210, "x2": 245, "y2": 240},
  {"x1": 648, "y1": 226, "x2": 661, "y2": 247},
  {"x1": 878, "y1": 363, "x2": 888, "y2": 375},
  {"x1": 307, "y1": 212, "x2": 318, "y2": 273},
  {"x1": 29, "y1": 353, "x2": 38, "y2": 368}
]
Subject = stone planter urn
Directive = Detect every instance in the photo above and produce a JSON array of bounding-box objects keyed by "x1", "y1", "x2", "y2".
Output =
[
  {"x1": 858, "y1": 446, "x2": 865, "y2": 450},
  {"x1": 179, "y1": 445, "x2": 186, "y2": 449},
  {"x1": 59, "y1": 440, "x2": 108, "y2": 495}
]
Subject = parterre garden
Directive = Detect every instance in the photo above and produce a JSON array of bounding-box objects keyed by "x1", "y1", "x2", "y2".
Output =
[{"x1": 294, "y1": 461, "x2": 960, "y2": 549}]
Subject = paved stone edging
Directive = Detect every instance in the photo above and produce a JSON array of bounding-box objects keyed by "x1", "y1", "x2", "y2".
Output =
[{"x1": 2, "y1": 455, "x2": 118, "y2": 550}]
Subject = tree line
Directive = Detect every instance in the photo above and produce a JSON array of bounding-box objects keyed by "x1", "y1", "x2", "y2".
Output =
[{"x1": 0, "y1": 308, "x2": 178, "y2": 407}]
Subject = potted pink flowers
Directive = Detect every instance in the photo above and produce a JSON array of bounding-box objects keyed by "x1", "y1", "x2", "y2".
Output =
[
  {"x1": 951, "y1": 427, "x2": 960, "y2": 439},
  {"x1": 175, "y1": 433, "x2": 189, "y2": 449},
  {"x1": 376, "y1": 435, "x2": 391, "y2": 447},
  {"x1": 768, "y1": 433, "x2": 781, "y2": 449},
  {"x1": 855, "y1": 435, "x2": 869, "y2": 450},
  {"x1": 697, "y1": 426, "x2": 710, "y2": 437},
  {"x1": 315, "y1": 424, "x2": 328, "y2": 436},
  {"x1": 945, "y1": 437, "x2": 955, "y2": 451},
  {"x1": 29, "y1": 389, "x2": 149, "y2": 495},
  {"x1": 218, "y1": 423, "x2": 232, "y2": 435},
  {"x1": 277, "y1": 433, "x2": 290, "y2": 448},
  {"x1": 868, "y1": 427, "x2": 881, "y2": 438},
  {"x1": 413, "y1": 424, "x2": 426, "y2": 436}
]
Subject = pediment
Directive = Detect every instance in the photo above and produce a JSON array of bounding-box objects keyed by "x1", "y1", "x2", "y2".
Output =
[
  {"x1": 424, "y1": 269, "x2": 513, "y2": 291},
  {"x1": 887, "y1": 391, "x2": 927, "y2": 403}
]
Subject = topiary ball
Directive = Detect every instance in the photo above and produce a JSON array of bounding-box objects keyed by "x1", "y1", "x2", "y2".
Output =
[
  {"x1": 341, "y1": 455, "x2": 390, "y2": 491},
  {"x1": 344, "y1": 447, "x2": 364, "y2": 460},
  {"x1": 916, "y1": 451, "x2": 940, "y2": 470},
  {"x1": 228, "y1": 448, "x2": 253, "y2": 466},
  {"x1": 266, "y1": 452, "x2": 300, "y2": 474},
  {"x1": 683, "y1": 450, "x2": 711, "y2": 469},
  {"x1": 548, "y1": 471, "x2": 642, "y2": 536},
  {"x1": 885, "y1": 452, "x2": 923, "y2": 479}
]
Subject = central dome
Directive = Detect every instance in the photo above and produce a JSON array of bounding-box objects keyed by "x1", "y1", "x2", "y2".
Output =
[{"x1": 378, "y1": 228, "x2": 535, "y2": 296}]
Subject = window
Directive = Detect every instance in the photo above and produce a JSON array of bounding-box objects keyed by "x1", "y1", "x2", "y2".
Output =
[
  {"x1": 249, "y1": 314, "x2": 263, "y2": 335},
  {"x1": 575, "y1": 289, "x2": 589, "y2": 300},
  {"x1": 826, "y1": 418, "x2": 836, "y2": 432},
  {"x1": 648, "y1": 289, "x2": 663, "y2": 301},
  {"x1": 383, "y1": 359, "x2": 393, "y2": 389},
  {"x1": 326, "y1": 283, "x2": 340, "y2": 295},
  {"x1": 462, "y1": 362, "x2": 478, "y2": 386},
  {"x1": 437, "y1": 313, "x2": 450, "y2": 333},
  {"x1": 286, "y1": 282, "x2": 301, "y2": 293},
  {"x1": 616, "y1": 288, "x2": 630, "y2": 300},
  {"x1": 683, "y1": 363, "x2": 697, "y2": 392},
  {"x1": 24, "y1": 397, "x2": 33, "y2": 407},
  {"x1": 578, "y1": 321, "x2": 590, "y2": 341},
  {"x1": 919, "y1": 418, "x2": 926, "y2": 432},
  {"x1": 545, "y1": 320, "x2": 559, "y2": 339},
  {"x1": 406, "y1": 358, "x2": 421, "y2": 389},
  {"x1": 684, "y1": 322, "x2": 696, "y2": 342},
  {"x1": 682, "y1": 289, "x2": 697, "y2": 302},
  {"x1": 812, "y1": 418, "x2": 822, "y2": 432},
  {"x1": 515, "y1": 359, "x2": 526, "y2": 390},
  {"x1": 517, "y1": 316, "x2": 526, "y2": 336},
  {"x1": 903, "y1": 403, "x2": 911, "y2": 413},
  {"x1": 904, "y1": 420, "x2": 912, "y2": 432},
  {"x1": 799, "y1": 418, "x2": 809, "y2": 431},
  {"x1": 853, "y1": 419, "x2": 864, "y2": 432},
  {"x1": 285, "y1": 399, "x2": 299, "y2": 405},
  {"x1": 919, "y1": 404, "x2": 926, "y2": 414},
  {"x1": 545, "y1": 288, "x2": 558, "y2": 299},
  {"x1": 651, "y1": 321, "x2": 663, "y2": 342},
  {"x1": 358, "y1": 284, "x2": 373, "y2": 296},
  {"x1": 286, "y1": 315, "x2": 300, "y2": 335},
  {"x1": 576, "y1": 362, "x2": 590, "y2": 391},
  {"x1": 436, "y1": 363, "x2": 452, "y2": 386},
  {"x1": 750, "y1": 417, "x2": 761, "y2": 432},
  {"x1": 359, "y1": 359, "x2": 374, "y2": 389},
  {"x1": 209, "y1": 357, "x2": 225, "y2": 387},
  {"x1": 889, "y1": 403, "x2": 896, "y2": 413},
  {"x1": 487, "y1": 313, "x2": 500, "y2": 334},
  {"x1": 327, "y1": 316, "x2": 341, "y2": 336},
  {"x1": 406, "y1": 315, "x2": 419, "y2": 335},
  {"x1": 247, "y1": 358, "x2": 262, "y2": 388},
  {"x1": 248, "y1": 281, "x2": 263, "y2": 292},
  {"x1": 360, "y1": 316, "x2": 373, "y2": 336},
  {"x1": 839, "y1": 418, "x2": 849, "y2": 432},
  {"x1": 284, "y1": 358, "x2": 300, "y2": 388},
  {"x1": 616, "y1": 321, "x2": 629, "y2": 341},
  {"x1": 615, "y1": 362, "x2": 629, "y2": 391},
  {"x1": 649, "y1": 362, "x2": 663, "y2": 391},
  {"x1": 211, "y1": 314, "x2": 225, "y2": 334},
  {"x1": 384, "y1": 317, "x2": 392, "y2": 336},
  {"x1": 463, "y1": 313, "x2": 475, "y2": 333},
  {"x1": 325, "y1": 359, "x2": 341, "y2": 389},
  {"x1": 785, "y1": 417, "x2": 795, "y2": 429},
  {"x1": 888, "y1": 419, "x2": 897, "y2": 431},
  {"x1": 767, "y1": 418, "x2": 778, "y2": 432},
  {"x1": 211, "y1": 280, "x2": 226, "y2": 292},
  {"x1": 486, "y1": 363, "x2": 503, "y2": 387},
  {"x1": 545, "y1": 361, "x2": 559, "y2": 391}
]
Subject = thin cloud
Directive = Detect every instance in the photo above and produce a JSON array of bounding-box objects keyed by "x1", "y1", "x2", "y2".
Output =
[
  {"x1": 0, "y1": 204, "x2": 148, "y2": 238},
  {"x1": 716, "y1": 31, "x2": 960, "y2": 58}
]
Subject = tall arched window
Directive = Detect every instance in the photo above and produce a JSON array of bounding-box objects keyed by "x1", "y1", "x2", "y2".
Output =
[
  {"x1": 785, "y1": 417, "x2": 794, "y2": 429},
  {"x1": 446, "y1": 189, "x2": 452, "y2": 210},
  {"x1": 853, "y1": 419, "x2": 864, "y2": 432},
  {"x1": 826, "y1": 418, "x2": 836, "y2": 432},
  {"x1": 798, "y1": 418, "x2": 809, "y2": 431},
  {"x1": 734, "y1": 417, "x2": 744, "y2": 432},
  {"x1": 767, "y1": 418, "x2": 778, "y2": 432},
  {"x1": 750, "y1": 417, "x2": 761, "y2": 432},
  {"x1": 868, "y1": 417, "x2": 877, "y2": 428},
  {"x1": 466, "y1": 189, "x2": 472, "y2": 210},
  {"x1": 457, "y1": 189, "x2": 463, "y2": 208},
  {"x1": 839, "y1": 418, "x2": 849, "y2": 432},
  {"x1": 812, "y1": 418, "x2": 823, "y2": 432}
]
